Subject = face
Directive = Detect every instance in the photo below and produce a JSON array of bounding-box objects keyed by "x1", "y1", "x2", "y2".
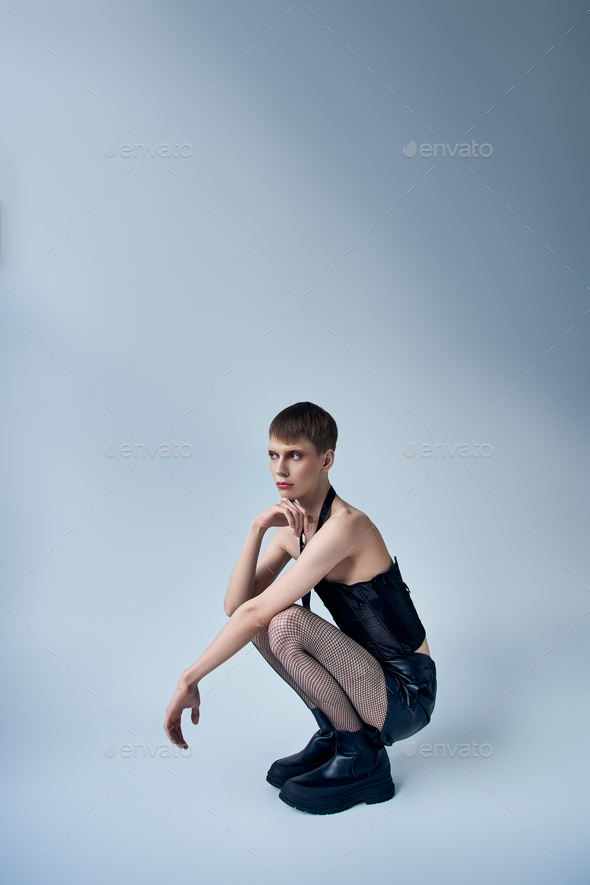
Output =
[{"x1": 268, "y1": 435, "x2": 331, "y2": 498}]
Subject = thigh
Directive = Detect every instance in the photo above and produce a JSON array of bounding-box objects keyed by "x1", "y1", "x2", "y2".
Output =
[{"x1": 267, "y1": 604, "x2": 387, "y2": 688}]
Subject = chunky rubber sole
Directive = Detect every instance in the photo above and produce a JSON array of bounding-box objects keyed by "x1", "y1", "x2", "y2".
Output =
[{"x1": 278, "y1": 770, "x2": 395, "y2": 814}]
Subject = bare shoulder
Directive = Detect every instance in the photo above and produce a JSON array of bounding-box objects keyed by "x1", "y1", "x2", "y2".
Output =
[
  {"x1": 282, "y1": 495, "x2": 383, "y2": 562},
  {"x1": 329, "y1": 497, "x2": 382, "y2": 544},
  {"x1": 328, "y1": 496, "x2": 391, "y2": 581},
  {"x1": 331, "y1": 497, "x2": 373, "y2": 530}
]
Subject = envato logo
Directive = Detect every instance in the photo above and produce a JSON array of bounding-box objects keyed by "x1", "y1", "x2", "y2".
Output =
[
  {"x1": 403, "y1": 740, "x2": 493, "y2": 758},
  {"x1": 103, "y1": 741, "x2": 193, "y2": 758},
  {"x1": 103, "y1": 141, "x2": 193, "y2": 159},
  {"x1": 403, "y1": 140, "x2": 493, "y2": 158},
  {"x1": 103, "y1": 441, "x2": 193, "y2": 458},
  {"x1": 403, "y1": 441, "x2": 493, "y2": 458}
]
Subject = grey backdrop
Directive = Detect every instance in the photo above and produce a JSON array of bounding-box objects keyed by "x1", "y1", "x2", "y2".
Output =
[{"x1": 1, "y1": 1, "x2": 589, "y2": 882}]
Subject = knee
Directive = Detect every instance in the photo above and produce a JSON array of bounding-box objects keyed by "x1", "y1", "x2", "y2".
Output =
[
  {"x1": 250, "y1": 623, "x2": 268, "y2": 647},
  {"x1": 267, "y1": 604, "x2": 306, "y2": 657}
]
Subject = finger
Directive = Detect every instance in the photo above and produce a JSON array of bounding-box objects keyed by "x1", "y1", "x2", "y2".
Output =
[
  {"x1": 279, "y1": 502, "x2": 294, "y2": 531},
  {"x1": 279, "y1": 499, "x2": 296, "y2": 532},
  {"x1": 163, "y1": 715, "x2": 175, "y2": 740},
  {"x1": 290, "y1": 501, "x2": 303, "y2": 537},
  {"x1": 172, "y1": 717, "x2": 187, "y2": 749},
  {"x1": 164, "y1": 713, "x2": 184, "y2": 748},
  {"x1": 287, "y1": 499, "x2": 305, "y2": 537},
  {"x1": 191, "y1": 706, "x2": 199, "y2": 725},
  {"x1": 277, "y1": 499, "x2": 292, "y2": 524},
  {"x1": 291, "y1": 500, "x2": 309, "y2": 533},
  {"x1": 164, "y1": 710, "x2": 180, "y2": 736},
  {"x1": 164, "y1": 717, "x2": 180, "y2": 745}
]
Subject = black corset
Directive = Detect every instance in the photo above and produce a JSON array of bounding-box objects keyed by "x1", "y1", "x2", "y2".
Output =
[
  {"x1": 299, "y1": 486, "x2": 426, "y2": 660},
  {"x1": 313, "y1": 557, "x2": 426, "y2": 661}
]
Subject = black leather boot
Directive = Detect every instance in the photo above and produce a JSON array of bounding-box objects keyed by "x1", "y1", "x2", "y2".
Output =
[
  {"x1": 266, "y1": 707, "x2": 337, "y2": 788},
  {"x1": 278, "y1": 725, "x2": 395, "y2": 814}
]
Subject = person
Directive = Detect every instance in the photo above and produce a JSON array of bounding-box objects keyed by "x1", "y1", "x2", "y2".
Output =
[{"x1": 164, "y1": 401, "x2": 437, "y2": 815}]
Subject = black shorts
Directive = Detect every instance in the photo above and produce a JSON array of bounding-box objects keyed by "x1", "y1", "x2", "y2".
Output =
[{"x1": 377, "y1": 652, "x2": 437, "y2": 746}]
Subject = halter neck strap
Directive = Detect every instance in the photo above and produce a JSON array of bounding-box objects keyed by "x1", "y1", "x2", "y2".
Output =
[{"x1": 299, "y1": 485, "x2": 336, "y2": 610}]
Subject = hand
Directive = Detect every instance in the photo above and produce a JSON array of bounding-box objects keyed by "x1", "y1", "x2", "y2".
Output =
[
  {"x1": 163, "y1": 673, "x2": 201, "y2": 750},
  {"x1": 254, "y1": 498, "x2": 318, "y2": 537}
]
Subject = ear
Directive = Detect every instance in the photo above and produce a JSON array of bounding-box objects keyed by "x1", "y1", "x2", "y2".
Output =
[{"x1": 323, "y1": 449, "x2": 335, "y2": 469}]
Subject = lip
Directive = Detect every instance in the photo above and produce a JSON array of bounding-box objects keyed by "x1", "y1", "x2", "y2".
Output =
[{"x1": 276, "y1": 482, "x2": 294, "y2": 488}]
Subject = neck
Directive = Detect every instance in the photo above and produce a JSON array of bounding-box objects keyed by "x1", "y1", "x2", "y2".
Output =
[{"x1": 295, "y1": 478, "x2": 332, "y2": 519}]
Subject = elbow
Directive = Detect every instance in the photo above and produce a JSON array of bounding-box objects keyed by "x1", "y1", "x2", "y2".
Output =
[
  {"x1": 232, "y1": 598, "x2": 267, "y2": 630},
  {"x1": 224, "y1": 600, "x2": 261, "y2": 624},
  {"x1": 248, "y1": 600, "x2": 269, "y2": 631},
  {"x1": 224, "y1": 591, "x2": 239, "y2": 617}
]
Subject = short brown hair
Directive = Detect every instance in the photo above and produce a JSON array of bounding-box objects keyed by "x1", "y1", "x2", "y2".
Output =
[{"x1": 269, "y1": 402, "x2": 338, "y2": 457}]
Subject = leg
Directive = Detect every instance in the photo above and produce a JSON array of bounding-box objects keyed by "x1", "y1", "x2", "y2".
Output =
[
  {"x1": 251, "y1": 623, "x2": 318, "y2": 709},
  {"x1": 267, "y1": 607, "x2": 395, "y2": 813},
  {"x1": 253, "y1": 620, "x2": 339, "y2": 788},
  {"x1": 266, "y1": 604, "x2": 388, "y2": 733}
]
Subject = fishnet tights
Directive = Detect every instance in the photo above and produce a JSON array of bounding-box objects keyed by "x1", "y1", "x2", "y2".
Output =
[{"x1": 251, "y1": 603, "x2": 388, "y2": 732}]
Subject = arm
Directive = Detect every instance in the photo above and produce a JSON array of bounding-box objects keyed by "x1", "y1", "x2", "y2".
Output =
[
  {"x1": 163, "y1": 602, "x2": 263, "y2": 749},
  {"x1": 194, "y1": 515, "x2": 357, "y2": 679},
  {"x1": 183, "y1": 530, "x2": 293, "y2": 685},
  {"x1": 249, "y1": 514, "x2": 359, "y2": 627},
  {"x1": 199, "y1": 517, "x2": 356, "y2": 682},
  {"x1": 185, "y1": 600, "x2": 264, "y2": 684},
  {"x1": 224, "y1": 522, "x2": 291, "y2": 616},
  {"x1": 164, "y1": 499, "x2": 323, "y2": 748}
]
